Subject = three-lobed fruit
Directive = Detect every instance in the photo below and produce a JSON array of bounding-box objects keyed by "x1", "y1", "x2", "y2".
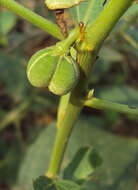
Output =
[{"x1": 27, "y1": 47, "x2": 79, "y2": 95}]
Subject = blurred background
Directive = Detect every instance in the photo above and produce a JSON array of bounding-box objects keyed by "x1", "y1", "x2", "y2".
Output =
[{"x1": 0, "y1": 0, "x2": 138, "y2": 189}]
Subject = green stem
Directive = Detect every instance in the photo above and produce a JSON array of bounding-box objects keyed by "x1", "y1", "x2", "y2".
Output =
[
  {"x1": 84, "y1": 97, "x2": 138, "y2": 116},
  {"x1": 0, "y1": 0, "x2": 63, "y2": 40},
  {"x1": 46, "y1": 0, "x2": 133, "y2": 179},
  {"x1": 83, "y1": 0, "x2": 133, "y2": 51},
  {"x1": 46, "y1": 96, "x2": 83, "y2": 177},
  {"x1": 46, "y1": 51, "x2": 96, "y2": 178},
  {"x1": 54, "y1": 27, "x2": 80, "y2": 55},
  {"x1": 57, "y1": 93, "x2": 71, "y2": 128}
]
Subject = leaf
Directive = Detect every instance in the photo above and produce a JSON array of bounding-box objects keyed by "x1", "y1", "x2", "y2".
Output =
[
  {"x1": 66, "y1": 117, "x2": 138, "y2": 190},
  {"x1": 89, "y1": 48, "x2": 124, "y2": 83},
  {"x1": 64, "y1": 147, "x2": 102, "y2": 180},
  {"x1": 0, "y1": 51, "x2": 32, "y2": 102},
  {"x1": 0, "y1": 35, "x2": 8, "y2": 46},
  {"x1": 33, "y1": 176, "x2": 82, "y2": 190},
  {"x1": 56, "y1": 179, "x2": 82, "y2": 190},
  {"x1": 69, "y1": 0, "x2": 103, "y2": 24},
  {"x1": 0, "y1": 10, "x2": 17, "y2": 35},
  {"x1": 15, "y1": 125, "x2": 57, "y2": 190},
  {"x1": 33, "y1": 176, "x2": 55, "y2": 190},
  {"x1": 16, "y1": 116, "x2": 138, "y2": 190},
  {"x1": 123, "y1": 4, "x2": 138, "y2": 18},
  {"x1": 0, "y1": 140, "x2": 24, "y2": 184},
  {"x1": 99, "y1": 47, "x2": 125, "y2": 63},
  {"x1": 95, "y1": 85, "x2": 138, "y2": 106}
]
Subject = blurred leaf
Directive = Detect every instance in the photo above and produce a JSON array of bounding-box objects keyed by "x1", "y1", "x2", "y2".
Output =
[
  {"x1": 123, "y1": 4, "x2": 138, "y2": 18},
  {"x1": 113, "y1": 4, "x2": 138, "y2": 32},
  {"x1": 33, "y1": 176, "x2": 55, "y2": 190},
  {"x1": 69, "y1": 0, "x2": 103, "y2": 24},
  {"x1": 0, "y1": 51, "x2": 33, "y2": 102},
  {"x1": 0, "y1": 35, "x2": 8, "y2": 46},
  {"x1": 15, "y1": 116, "x2": 138, "y2": 189},
  {"x1": 0, "y1": 10, "x2": 17, "y2": 35},
  {"x1": 33, "y1": 176, "x2": 82, "y2": 190},
  {"x1": 104, "y1": 110, "x2": 120, "y2": 126},
  {"x1": 64, "y1": 147, "x2": 102, "y2": 181},
  {"x1": 66, "y1": 117, "x2": 138, "y2": 190},
  {"x1": 15, "y1": 125, "x2": 57, "y2": 190},
  {"x1": 0, "y1": 140, "x2": 24, "y2": 184},
  {"x1": 99, "y1": 47, "x2": 124, "y2": 63},
  {"x1": 90, "y1": 48, "x2": 124, "y2": 83},
  {"x1": 95, "y1": 85, "x2": 138, "y2": 106},
  {"x1": 56, "y1": 179, "x2": 82, "y2": 190}
]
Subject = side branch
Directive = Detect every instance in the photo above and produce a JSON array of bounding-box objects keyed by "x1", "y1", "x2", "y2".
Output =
[
  {"x1": 0, "y1": 0, "x2": 63, "y2": 40},
  {"x1": 83, "y1": 0, "x2": 133, "y2": 51},
  {"x1": 84, "y1": 97, "x2": 138, "y2": 116}
]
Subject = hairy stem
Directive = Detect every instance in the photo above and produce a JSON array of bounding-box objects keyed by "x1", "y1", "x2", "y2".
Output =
[{"x1": 0, "y1": 0, "x2": 63, "y2": 40}]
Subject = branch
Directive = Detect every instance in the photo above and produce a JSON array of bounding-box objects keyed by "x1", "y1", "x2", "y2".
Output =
[
  {"x1": 83, "y1": 0, "x2": 133, "y2": 51},
  {"x1": 0, "y1": 0, "x2": 63, "y2": 40},
  {"x1": 84, "y1": 97, "x2": 138, "y2": 116}
]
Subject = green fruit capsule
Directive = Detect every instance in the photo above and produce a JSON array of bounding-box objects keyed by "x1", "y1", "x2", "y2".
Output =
[
  {"x1": 27, "y1": 47, "x2": 79, "y2": 95},
  {"x1": 49, "y1": 56, "x2": 79, "y2": 95},
  {"x1": 27, "y1": 47, "x2": 58, "y2": 88}
]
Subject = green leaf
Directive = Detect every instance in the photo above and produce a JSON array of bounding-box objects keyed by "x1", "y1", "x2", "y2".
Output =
[
  {"x1": 67, "y1": 117, "x2": 138, "y2": 190},
  {"x1": 0, "y1": 10, "x2": 17, "y2": 35},
  {"x1": 69, "y1": 0, "x2": 103, "y2": 24},
  {"x1": 95, "y1": 85, "x2": 138, "y2": 106},
  {"x1": 15, "y1": 125, "x2": 57, "y2": 190},
  {"x1": 99, "y1": 47, "x2": 124, "y2": 63},
  {"x1": 56, "y1": 179, "x2": 82, "y2": 190},
  {"x1": 0, "y1": 140, "x2": 23, "y2": 184},
  {"x1": 33, "y1": 176, "x2": 55, "y2": 190},
  {"x1": 64, "y1": 147, "x2": 102, "y2": 180},
  {"x1": 89, "y1": 47, "x2": 124, "y2": 83},
  {"x1": 0, "y1": 35, "x2": 8, "y2": 46},
  {"x1": 123, "y1": 4, "x2": 138, "y2": 18},
  {"x1": 15, "y1": 116, "x2": 138, "y2": 190},
  {"x1": 33, "y1": 176, "x2": 82, "y2": 190},
  {"x1": 0, "y1": 51, "x2": 32, "y2": 101}
]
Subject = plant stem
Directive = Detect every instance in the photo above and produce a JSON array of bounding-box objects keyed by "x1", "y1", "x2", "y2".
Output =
[
  {"x1": 46, "y1": 50, "x2": 96, "y2": 178},
  {"x1": 83, "y1": 0, "x2": 133, "y2": 51},
  {"x1": 46, "y1": 96, "x2": 83, "y2": 178},
  {"x1": 84, "y1": 97, "x2": 138, "y2": 116},
  {"x1": 0, "y1": 0, "x2": 63, "y2": 40},
  {"x1": 54, "y1": 27, "x2": 80, "y2": 55},
  {"x1": 46, "y1": 0, "x2": 133, "y2": 179}
]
